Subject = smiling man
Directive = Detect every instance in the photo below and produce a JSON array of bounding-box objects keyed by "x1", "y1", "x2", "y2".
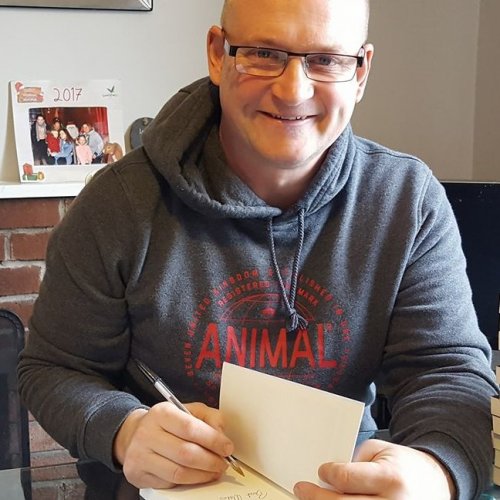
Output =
[
  {"x1": 19, "y1": 1, "x2": 497, "y2": 499},
  {"x1": 211, "y1": 0, "x2": 372, "y2": 210}
]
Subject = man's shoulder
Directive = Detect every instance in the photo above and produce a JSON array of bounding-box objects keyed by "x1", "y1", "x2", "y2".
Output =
[
  {"x1": 108, "y1": 146, "x2": 158, "y2": 181},
  {"x1": 351, "y1": 134, "x2": 433, "y2": 185},
  {"x1": 81, "y1": 148, "x2": 164, "y2": 214},
  {"x1": 348, "y1": 134, "x2": 443, "y2": 208},
  {"x1": 354, "y1": 135, "x2": 427, "y2": 168}
]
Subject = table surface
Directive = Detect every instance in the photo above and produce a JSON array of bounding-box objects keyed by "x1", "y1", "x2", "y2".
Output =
[{"x1": 0, "y1": 460, "x2": 499, "y2": 500}]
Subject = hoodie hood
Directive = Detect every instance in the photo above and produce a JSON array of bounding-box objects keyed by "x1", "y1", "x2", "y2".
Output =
[{"x1": 141, "y1": 77, "x2": 356, "y2": 220}]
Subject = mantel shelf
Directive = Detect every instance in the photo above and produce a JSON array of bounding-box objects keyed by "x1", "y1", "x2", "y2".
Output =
[{"x1": 0, "y1": 181, "x2": 84, "y2": 200}]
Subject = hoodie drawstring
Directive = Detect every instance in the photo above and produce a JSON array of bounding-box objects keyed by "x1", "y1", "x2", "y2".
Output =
[{"x1": 267, "y1": 208, "x2": 308, "y2": 333}]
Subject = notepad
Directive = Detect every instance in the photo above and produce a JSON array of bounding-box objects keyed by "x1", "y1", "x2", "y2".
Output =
[
  {"x1": 140, "y1": 462, "x2": 294, "y2": 499},
  {"x1": 140, "y1": 362, "x2": 364, "y2": 499}
]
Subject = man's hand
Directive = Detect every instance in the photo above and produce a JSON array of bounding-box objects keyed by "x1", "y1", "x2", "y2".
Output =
[
  {"x1": 293, "y1": 439, "x2": 456, "y2": 500},
  {"x1": 113, "y1": 402, "x2": 234, "y2": 489}
]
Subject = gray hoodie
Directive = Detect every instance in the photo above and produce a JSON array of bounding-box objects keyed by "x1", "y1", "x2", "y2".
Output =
[{"x1": 18, "y1": 77, "x2": 497, "y2": 499}]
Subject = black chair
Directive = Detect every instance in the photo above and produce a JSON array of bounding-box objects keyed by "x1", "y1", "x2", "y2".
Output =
[{"x1": 0, "y1": 309, "x2": 30, "y2": 470}]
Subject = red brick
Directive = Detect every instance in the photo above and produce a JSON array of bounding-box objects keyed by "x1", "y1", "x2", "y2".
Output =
[
  {"x1": 31, "y1": 480, "x2": 85, "y2": 500},
  {"x1": 0, "y1": 199, "x2": 62, "y2": 229},
  {"x1": 30, "y1": 484, "x2": 64, "y2": 500},
  {"x1": 31, "y1": 448, "x2": 76, "y2": 468},
  {"x1": 61, "y1": 481, "x2": 87, "y2": 498},
  {"x1": 0, "y1": 299, "x2": 35, "y2": 326},
  {"x1": 30, "y1": 420, "x2": 65, "y2": 453},
  {"x1": 31, "y1": 462, "x2": 79, "y2": 482},
  {"x1": 0, "y1": 233, "x2": 5, "y2": 261},
  {"x1": 11, "y1": 231, "x2": 51, "y2": 260},
  {"x1": 0, "y1": 266, "x2": 42, "y2": 296}
]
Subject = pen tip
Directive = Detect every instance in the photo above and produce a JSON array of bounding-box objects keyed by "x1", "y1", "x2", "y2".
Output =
[
  {"x1": 233, "y1": 463, "x2": 245, "y2": 476},
  {"x1": 227, "y1": 456, "x2": 245, "y2": 476}
]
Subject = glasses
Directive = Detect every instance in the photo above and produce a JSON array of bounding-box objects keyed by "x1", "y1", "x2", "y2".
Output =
[{"x1": 224, "y1": 41, "x2": 365, "y2": 83}]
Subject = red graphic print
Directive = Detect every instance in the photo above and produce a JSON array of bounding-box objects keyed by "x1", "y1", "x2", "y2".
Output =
[{"x1": 184, "y1": 268, "x2": 351, "y2": 405}]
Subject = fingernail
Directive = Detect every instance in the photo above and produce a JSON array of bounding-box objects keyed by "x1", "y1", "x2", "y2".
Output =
[
  {"x1": 293, "y1": 483, "x2": 302, "y2": 496},
  {"x1": 223, "y1": 443, "x2": 233, "y2": 456}
]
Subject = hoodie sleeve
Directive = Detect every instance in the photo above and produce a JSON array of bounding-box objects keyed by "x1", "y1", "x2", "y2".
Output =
[
  {"x1": 17, "y1": 165, "x2": 149, "y2": 470},
  {"x1": 379, "y1": 174, "x2": 498, "y2": 499}
]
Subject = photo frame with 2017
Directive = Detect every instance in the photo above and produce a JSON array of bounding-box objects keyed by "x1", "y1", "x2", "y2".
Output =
[{"x1": 10, "y1": 79, "x2": 125, "y2": 183}]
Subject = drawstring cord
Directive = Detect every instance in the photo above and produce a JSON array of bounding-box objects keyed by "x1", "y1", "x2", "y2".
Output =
[{"x1": 267, "y1": 208, "x2": 308, "y2": 333}]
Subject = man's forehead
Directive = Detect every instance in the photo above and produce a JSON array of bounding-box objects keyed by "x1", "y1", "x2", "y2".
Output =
[
  {"x1": 221, "y1": 0, "x2": 369, "y2": 21},
  {"x1": 221, "y1": 0, "x2": 369, "y2": 45}
]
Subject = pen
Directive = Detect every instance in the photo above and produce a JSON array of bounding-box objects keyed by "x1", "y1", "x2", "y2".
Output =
[{"x1": 134, "y1": 358, "x2": 244, "y2": 477}]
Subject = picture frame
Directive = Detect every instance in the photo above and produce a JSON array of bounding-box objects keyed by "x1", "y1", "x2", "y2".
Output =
[
  {"x1": 0, "y1": 0, "x2": 152, "y2": 11},
  {"x1": 11, "y1": 79, "x2": 125, "y2": 184}
]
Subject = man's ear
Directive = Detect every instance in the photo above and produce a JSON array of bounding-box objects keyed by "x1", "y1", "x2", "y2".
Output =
[
  {"x1": 355, "y1": 43, "x2": 374, "y2": 103},
  {"x1": 207, "y1": 26, "x2": 226, "y2": 86}
]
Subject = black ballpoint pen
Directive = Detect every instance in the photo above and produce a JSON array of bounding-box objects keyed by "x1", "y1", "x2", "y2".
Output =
[{"x1": 134, "y1": 358, "x2": 244, "y2": 477}]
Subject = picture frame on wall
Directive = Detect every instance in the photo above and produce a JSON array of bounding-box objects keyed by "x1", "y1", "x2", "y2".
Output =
[
  {"x1": 10, "y1": 79, "x2": 125, "y2": 184},
  {"x1": 0, "y1": 0, "x2": 152, "y2": 10}
]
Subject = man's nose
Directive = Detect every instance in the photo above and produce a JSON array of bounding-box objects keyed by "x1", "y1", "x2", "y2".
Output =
[{"x1": 271, "y1": 57, "x2": 314, "y2": 104}]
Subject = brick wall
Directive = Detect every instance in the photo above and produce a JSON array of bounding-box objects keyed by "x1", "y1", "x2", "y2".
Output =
[{"x1": 0, "y1": 196, "x2": 76, "y2": 467}]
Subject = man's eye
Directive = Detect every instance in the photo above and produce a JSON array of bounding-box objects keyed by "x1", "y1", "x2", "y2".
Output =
[
  {"x1": 310, "y1": 55, "x2": 339, "y2": 67},
  {"x1": 255, "y1": 49, "x2": 276, "y2": 59},
  {"x1": 243, "y1": 48, "x2": 282, "y2": 61}
]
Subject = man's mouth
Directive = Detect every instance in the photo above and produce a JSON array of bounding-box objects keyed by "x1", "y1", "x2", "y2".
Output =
[{"x1": 266, "y1": 112, "x2": 310, "y2": 121}]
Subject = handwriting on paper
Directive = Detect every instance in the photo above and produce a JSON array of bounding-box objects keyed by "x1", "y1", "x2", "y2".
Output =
[{"x1": 219, "y1": 490, "x2": 268, "y2": 500}]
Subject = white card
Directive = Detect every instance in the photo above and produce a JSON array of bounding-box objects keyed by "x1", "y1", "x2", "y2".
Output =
[{"x1": 220, "y1": 362, "x2": 364, "y2": 493}]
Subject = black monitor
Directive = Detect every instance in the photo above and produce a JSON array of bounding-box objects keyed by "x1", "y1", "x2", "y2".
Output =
[{"x1": 441, "y1": 181, "x2": 500, "y2": 349}]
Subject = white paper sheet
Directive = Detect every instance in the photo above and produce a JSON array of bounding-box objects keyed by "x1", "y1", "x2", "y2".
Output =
[{"x1": 219, "y1": 362, "x2": 364, "y2": 493}]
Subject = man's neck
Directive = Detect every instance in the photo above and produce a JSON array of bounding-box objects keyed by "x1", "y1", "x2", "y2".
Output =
[
  {"x1": 220, "y1": 133, "x2": 324, "y2": 210},
  {"x1": 239, "y1": 163, "x2": 319, "y2": 210}
]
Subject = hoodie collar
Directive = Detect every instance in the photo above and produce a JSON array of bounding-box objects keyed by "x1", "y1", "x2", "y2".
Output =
[{"x1": 142, "y1": 77, "x2": 355, "y2": 220}]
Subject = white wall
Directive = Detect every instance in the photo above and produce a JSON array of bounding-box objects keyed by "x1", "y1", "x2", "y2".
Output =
[
  {"x1": 352, "y1": 0, "x2": 481, "y2": 181},
  {"x1": 474, "y1": 0, "x2": 500, "y2": 181},
  {"x1": 1, "y1": 1, "x2": 498, "y2": 185},
  {"x1": 0, "y1": 1, "x2": 224, "y2": 182}
]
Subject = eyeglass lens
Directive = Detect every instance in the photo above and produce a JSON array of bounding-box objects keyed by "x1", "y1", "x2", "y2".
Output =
[{"x1": 234, "y1": 47, "x2": 359, "y2": 82}]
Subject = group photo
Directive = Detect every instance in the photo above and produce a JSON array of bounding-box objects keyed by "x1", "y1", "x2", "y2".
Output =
[{"x1": 28, "y1": 106, "x2": 114, "y2": 166}]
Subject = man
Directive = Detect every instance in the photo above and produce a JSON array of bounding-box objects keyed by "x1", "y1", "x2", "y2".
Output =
[
  {"x1": 81, "y1": 122, "x2": 104, "y2": 163},
  {"x1": 18, "y1": 1, "x2": 497, "y2": 499}
]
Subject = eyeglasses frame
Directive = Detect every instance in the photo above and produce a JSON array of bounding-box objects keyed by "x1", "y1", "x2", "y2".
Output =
[{"x1": 224, "y1": 40, "x2": 366, "y2": 83}]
